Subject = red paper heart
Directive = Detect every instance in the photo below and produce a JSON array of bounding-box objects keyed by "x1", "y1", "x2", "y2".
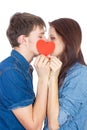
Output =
[{"x1": 36, "y1": 40, "x2": 55, "y2": 56}]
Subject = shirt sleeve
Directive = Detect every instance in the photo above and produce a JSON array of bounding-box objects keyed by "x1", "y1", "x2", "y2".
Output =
[
  {"x1": 58, "y1": 68, "x2": 87, "y2": 126},
  {"x1": 0, "y1": 69, "x2": 35, "y2": 110}
]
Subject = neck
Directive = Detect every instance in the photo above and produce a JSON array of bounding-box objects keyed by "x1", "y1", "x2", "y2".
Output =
[{"x1": 14, "y1": 47, "x2": 34, "y2": 63}]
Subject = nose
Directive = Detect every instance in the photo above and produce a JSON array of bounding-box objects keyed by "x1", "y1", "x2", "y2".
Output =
[
  {"x1": 46, "y1": 37, "x2": 52, "y2": 42},
  {"x1": 46, "y1": 35, "x2": 51, "y2": 41},
  {"x1": 42, "y1": 36, "x2": 47, "y2": 41}
]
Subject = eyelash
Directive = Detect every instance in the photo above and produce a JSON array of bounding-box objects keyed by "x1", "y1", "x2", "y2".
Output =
[
  {"x1": 39, "y1": 35, "x2": 44, "y2": 38},
  {"x1": 50, "y1": 37, "x2": 55, "y2": 40}
]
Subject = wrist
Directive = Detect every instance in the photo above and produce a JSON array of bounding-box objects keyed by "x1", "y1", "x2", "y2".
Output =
[
  {"x1": 38, "y1": 77, "x2": 48, "y2": 84},
  {"x1": 50, "y1": 75, "x2": 58, "y2": 82}
]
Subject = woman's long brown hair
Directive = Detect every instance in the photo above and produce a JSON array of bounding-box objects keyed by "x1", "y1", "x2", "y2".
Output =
[{"x1": 49, "y1": 18, "x2": 86, "y2": 88}]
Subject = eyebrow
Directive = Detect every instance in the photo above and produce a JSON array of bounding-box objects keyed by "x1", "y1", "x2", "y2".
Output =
[
  {"x1": 40, "y1": 32, "x2": 45, "y2": 34},
  {"x1": 39, "y1": 31, "x2": 45, "y2": 35},
  {"x1": 49, "y1": 34, "x2": 55, "y2": 36}
]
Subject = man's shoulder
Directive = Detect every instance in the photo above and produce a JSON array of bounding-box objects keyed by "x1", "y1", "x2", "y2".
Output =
[{"x1": 0, "y1": 56, "x2": 15, "y2": 70}]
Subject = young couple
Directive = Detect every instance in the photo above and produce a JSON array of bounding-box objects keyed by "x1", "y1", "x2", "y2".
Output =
[{"x1": 0, "y1": 12, "x2": 87, "y2": 130}]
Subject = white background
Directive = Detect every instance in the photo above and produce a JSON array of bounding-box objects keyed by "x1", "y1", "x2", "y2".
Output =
[{"x1": 0, "y1": 0, "x2": 87, "y2": 93}]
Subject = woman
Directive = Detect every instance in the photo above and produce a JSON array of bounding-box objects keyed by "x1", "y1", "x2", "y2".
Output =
[{"x1": 43, "y1": 18, "x2": 87, "y2": 130}]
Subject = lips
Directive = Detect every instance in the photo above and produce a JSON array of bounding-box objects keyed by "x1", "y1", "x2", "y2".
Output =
[{"x1": 36, "y1": 40, "x2": 55, "y2": 56}]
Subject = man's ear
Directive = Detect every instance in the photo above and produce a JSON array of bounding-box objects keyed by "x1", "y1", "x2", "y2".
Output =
[{"x1": 17, "y1": 35, "x2": 26, "y2": 44}]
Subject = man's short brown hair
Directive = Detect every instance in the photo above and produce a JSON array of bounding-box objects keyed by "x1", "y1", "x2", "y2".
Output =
[{"x1": 6, "y1": 12, "x2": 46, "y2": 47}]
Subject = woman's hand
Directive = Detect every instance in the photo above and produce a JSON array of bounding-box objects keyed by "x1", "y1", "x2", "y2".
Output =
[
  {"x1": 47, "y1": 56, "x2": 62, "y2": 130},
  {"x1": 49, "y1": 56, "x2": 62, "y2": 79}
]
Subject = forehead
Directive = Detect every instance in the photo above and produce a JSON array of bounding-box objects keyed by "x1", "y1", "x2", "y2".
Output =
[
  {"x1": 31, "y1": 26, "x2": 46, "y2": 34},
  {"x1": 49, "y1": 26, "x2": 57, "y2": 35},
  {"x1": 49, "y1": 26, "x2": 64, "y2": 41},
  {"x1": 49, "y1": 26, "x2": 55, "y2": 31}
]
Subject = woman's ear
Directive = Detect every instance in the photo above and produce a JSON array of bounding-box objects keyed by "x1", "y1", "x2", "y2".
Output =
[{"x1": 17, "y1": 35, "x2": 26, "y2": 45}]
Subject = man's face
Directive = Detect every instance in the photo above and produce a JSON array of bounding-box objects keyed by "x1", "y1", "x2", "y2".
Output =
[{"x1": 26, "y1": 26, "x2": 46, "y2": 56}]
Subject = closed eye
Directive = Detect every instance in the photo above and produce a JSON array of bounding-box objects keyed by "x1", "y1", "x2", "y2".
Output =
[
  {"x1": 50, "y1": 37, "x2": 56, "y2": 40},
  {"x1": 39, "y1": 36, "x2": 43, "y2": 38}
]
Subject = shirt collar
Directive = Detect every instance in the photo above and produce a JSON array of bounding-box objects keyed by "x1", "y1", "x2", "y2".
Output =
[{"x1": 11, "y1": 49, "x2": 33, "y2": 72}]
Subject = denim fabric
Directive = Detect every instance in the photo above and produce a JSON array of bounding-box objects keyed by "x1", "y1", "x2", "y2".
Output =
[
  {"x1": 0, "y1": 50, "x2": 35, "y2": 130},
  {"x1": 43, "y1": 63, "x2": 87, "y2": 130}
]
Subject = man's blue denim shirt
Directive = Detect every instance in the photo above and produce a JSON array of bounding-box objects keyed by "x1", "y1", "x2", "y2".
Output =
[
  {"x1": 43, "y1": 62, "x2": 87, "y2": 130},
  {"x1": 0, "y1": 50, "x2": 35, "y2": 130}
]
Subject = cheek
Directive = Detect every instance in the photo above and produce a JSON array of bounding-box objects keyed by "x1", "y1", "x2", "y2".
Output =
[
  {"x1": 51, "y1": 45, "x2": 58, "y2": 56},
  {"x1": 52, "y1": 44, "x2": 64, "y2": 57}
]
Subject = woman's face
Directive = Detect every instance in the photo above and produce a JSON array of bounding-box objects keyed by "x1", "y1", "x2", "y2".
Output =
[{"x1": 48, "y1": 26, "x2": 65, "y2": 58}]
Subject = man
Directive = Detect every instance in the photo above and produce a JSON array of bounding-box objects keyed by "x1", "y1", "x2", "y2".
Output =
[{"x1": 0, "y1": 12, "x2": 50, "y2": 130}]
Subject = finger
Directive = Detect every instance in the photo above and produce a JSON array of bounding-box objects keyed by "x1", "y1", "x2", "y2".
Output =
[
  {"x1": 50, "y1": 61, "x2": 57, "y2": 70},
  {"x1": 34, "y1": 55, "x2": 41, "y2": 66},
  {"x1": 39, "y1": 55, "x2": 46, "y2": 64},
  {"x1": 34, "y1": 55, "x2": 48, "y2": 69},
  {"x1": 34, "y1": 55, "x2": 45, "y2": 66},
  {"x1": 50, "y1": 59, "x2": 62, "y2": 72},
  {"x1": 42, "y1": 57, "x2": 49, "y2": 66},
  {"x1": 50, "y1": 57, "x2": 62, "y2": 66}
]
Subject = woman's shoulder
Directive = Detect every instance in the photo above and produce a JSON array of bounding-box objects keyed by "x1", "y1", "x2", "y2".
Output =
[
  {"x1": 67, "y1": 62, "x2": 87, "y2": 77},
  {"x1": 63, "y1": 62, "x2": 87, "y2": 88},
  {"x1": 61, "y1": 62, "x2": 87, "y2": 100}
]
